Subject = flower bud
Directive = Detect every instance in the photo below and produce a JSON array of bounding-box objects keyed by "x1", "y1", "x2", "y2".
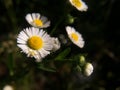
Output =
[
  {"x1": 66, "y1": 14, "x2": 75, "y2": 24},
  {"x1": 51, "y1": 37, "x2": 61, "y2": 52},
  {"x1": 79, "y1": 56, "x2": 85, "y2": 66},
  {"x1": 84, "y1": 63, "x2": 93, "y2": 76},
  {"x1": 3, "y1": 85, "x2": 14, "y2": 90}
]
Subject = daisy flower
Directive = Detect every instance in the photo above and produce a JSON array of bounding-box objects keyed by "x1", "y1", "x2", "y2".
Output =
[
  {"x1": 69, "y1": 0, "x2": 88, "y2": 11},
  {"x1": 17, "y1": 27, "x2": 53, "y2": 62},
  {"x1": 25, "y1": 13, "x2": 50, "y2": 28},
  {"x1": 65, "y1": 26, "x2": 84, "y2": 48}
]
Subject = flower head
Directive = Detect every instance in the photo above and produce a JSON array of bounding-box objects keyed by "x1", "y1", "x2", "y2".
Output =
[
  {"x1": 17, "y1": 27, "x2": 53, "y2": 62},
  {"x1": 25, "y1": 13, "x2": 50, "y2": 28},
  {"x1": 3, "y1": 85, "x2": 14, "y2": 90},
  {"x1": 69, "y1": 0, "x2": 88, "y2": 11},
  {"x1": 66, "y1": 26, "x2": 85, "y2": 48},
  {"x1": 84, "y1": 63, "x2": 93, "y2": 76},
  {"x1": 51, "y1": 37, "x2": 61, "y2": 52}
]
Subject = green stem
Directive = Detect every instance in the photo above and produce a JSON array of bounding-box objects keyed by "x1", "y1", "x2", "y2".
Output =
[
  {"x1": 50, "y1": 17, "x2": 64, "y2": 35},
  {"x1": 8, "y1": 53, "x2": 14, "y2": 76}
]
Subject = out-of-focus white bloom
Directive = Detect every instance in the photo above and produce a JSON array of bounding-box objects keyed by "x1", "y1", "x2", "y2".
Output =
[
  {"x1": 65, "y1": 26, "x2": 85, "y2": 48},
  {"x1": 25, "y1": 13, "x2": 50, "y2": 28},
  {"x1": 59, "y1": 34, "x2": 67, "y2": 44},
  {"x1": 17, "y1": 27, "x2": 53, "y2": 62},
  {"x1": 51, "y1": 37, "x2": 61, "y2": 52},
  {"x1": 69, "y1": 0, "x2": 88, "y2": 11},
  {"x1": 3, "y1": 85, "x2": 14, "y2": 90},
  {"x1": 84, "y1": 63, "x2": 93, "y2": 76}
]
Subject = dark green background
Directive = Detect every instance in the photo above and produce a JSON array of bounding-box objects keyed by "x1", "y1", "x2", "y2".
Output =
[{"x1": 0, "y1": 0, "x2": 120, "y2": 90}]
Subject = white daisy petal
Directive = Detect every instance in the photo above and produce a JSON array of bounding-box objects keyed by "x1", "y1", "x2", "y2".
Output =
[
  {"x1": 76, "y1": 39, "x2": 84, "y2": 48},
  {"x1": 18, "y1": 31, "x2": 29, "y2": 41},
  {"x1": 40, "y1": 30, "x2": 46, "y2": 37},
  {"x1": 17, "y1": 44, "x2": 28, "y2": 52},
  {"x1": 35, "y1": 13, "x2": 40, "y2": 19},
  {"x1": 34, "y1": 28, "x2": 40, "y2": 35},
  {"x1": 17, "y1": 27, "x2": 53, "y2": 62},
  {"x1": 34, "y1": 53, "x2": 42, "y2": 62},
  {"x1": 39, "y1": 48, "x2": 50, "y2": 58},
  {"x1": 66, "y1": 26, "x2": 85, "y2": 48},
  {"x1": 31, "y1": 27, "x2": 39, "y2": 35},
  {"x1": 18, "y1": 35, "x2": 26, "y2": 42},
  {"x1": 39, "y1": 49, "x2": 45, "y2": 58},
  {"x1": 40, "y1": 16, "x2": 48, "y2": 23},
  {"x1": 25, "y1": 14, "x2": 33, "y2": 23},
  {"x1": 32, "y1": 13, "x2": 36, "y2": 20},
  {"x1": 42, "y1": 33, "x2": 49, "y2": 39},
  {"x1": 43, "y1": 21, "x2": 50, "y2": 28},
  {"x1": 25, "y1": 28, "x2": 32, "y2": 37},
  {"x1": 17, "y1": 38, "x2": 26, "y2": 44}
]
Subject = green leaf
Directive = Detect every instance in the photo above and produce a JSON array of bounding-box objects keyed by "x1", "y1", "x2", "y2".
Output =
[
  {"x1": 38, "y1": 65, "x2": 56, "y2": 72},
  {"x1": 55, "y1": 47, "x2": 71, "y2": 60}
]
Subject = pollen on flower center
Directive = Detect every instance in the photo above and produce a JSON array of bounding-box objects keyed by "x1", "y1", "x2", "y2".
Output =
[
  {"x1": 33, "y1": 19, "x2": 43, "y2": 26},
  {"x1": 72, "y1": 0, "x2": 82, "y2": 7},
  {"x1": 27, "y1": 36, "x2": 43, "y2": 50},
  {"x1": 71, "y1": 33, "x2": 79, "y2": 41}
]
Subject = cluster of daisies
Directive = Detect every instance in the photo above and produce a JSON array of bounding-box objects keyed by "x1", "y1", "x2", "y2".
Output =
[
  {"x1": 17, "y1": 13, "x2": 60, "y2": 62},
  {"x1": 17, "y1": 0, "x2": 88, "y2": 62},
  {"x1": 17, "y1": 13, "x2": 84, "y2": 62},
  {"x1": 17, "y1": 0, "x2": 93, "y2": 75}
]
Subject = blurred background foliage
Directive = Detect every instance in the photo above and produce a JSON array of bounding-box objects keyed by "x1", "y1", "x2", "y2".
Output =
[{"x1": 0, "y1": 0, "x2": 120, "y2": 90}]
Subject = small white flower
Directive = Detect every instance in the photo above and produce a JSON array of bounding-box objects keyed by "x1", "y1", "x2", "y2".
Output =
[
  {"x1": 84, "y1": 63, "x2": 93, "y2": 76},
  {"x1": 25, "y1": 13, "x2": 50, "y2": 28},
  {"x1": 51, "y1": 37, "x2": 61, "y2": 52},
  {"x1": 3, "y1": 85, "x2": 14, "y2": 90},
  {"x1": 17, "y1": 27, "x2": 53, "y2": 62},
  {"x1": 69, "y1": 0, "x2": 88, "y2": 11},
  {"x1": 65, "y1": 26, "x2": 85, "y2": 48}
]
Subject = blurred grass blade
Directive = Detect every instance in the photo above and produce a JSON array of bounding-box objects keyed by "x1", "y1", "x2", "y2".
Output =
[
  {"x1": 38, "y1": 65, "x2": 56, "y2": 72},
  {"x1": 2, "y1": 0, "x2": 18, "y2": 32},
  {"x1": 8, "y1": 53, "x2": 14, "y2": 76},
  {"x1": 55, "y1": 47, "x2": 71, "y2": 60}
]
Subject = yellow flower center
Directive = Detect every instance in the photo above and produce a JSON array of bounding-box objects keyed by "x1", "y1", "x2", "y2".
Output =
[
  {"x1": 72, "y1": 0, "x2": 82, "y2": 7},
  {"x1": 33, "y1": 19, "x2": 43, "y2": 27},
  {"x1": 71, "y1": 33, "x2": 79, "y2": 41},
  {"x1": 27, "y1": 36, "x2": 43, "y2": 50}
]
